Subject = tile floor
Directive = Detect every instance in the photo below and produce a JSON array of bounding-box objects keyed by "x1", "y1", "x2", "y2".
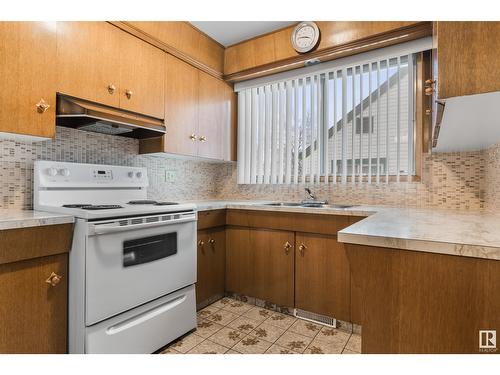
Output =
[{"x1": 160, "y1": 297, "x2": 361, "y2": 354}]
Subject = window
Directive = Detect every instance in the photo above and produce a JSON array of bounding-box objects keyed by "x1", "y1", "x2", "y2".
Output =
[{"x1": 236, "y1": 42, "x2": 426, "y2": 185}]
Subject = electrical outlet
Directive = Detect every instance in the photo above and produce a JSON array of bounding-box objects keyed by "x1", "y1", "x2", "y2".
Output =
[{"x1": 164, "y1": 170, "x2": 177, "y2": 182}]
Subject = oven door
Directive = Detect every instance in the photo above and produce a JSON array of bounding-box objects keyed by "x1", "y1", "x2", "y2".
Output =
[{"x1": 85, "y1": 211, "x2": 197, "y2": 326}]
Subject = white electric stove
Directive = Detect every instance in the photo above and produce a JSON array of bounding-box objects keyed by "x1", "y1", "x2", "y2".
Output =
[{"x1": 34, "y1": 160, "x2": 197, "y2": 354}]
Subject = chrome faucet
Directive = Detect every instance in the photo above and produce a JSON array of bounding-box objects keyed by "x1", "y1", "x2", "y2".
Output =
[{"x1": 302, "y1": 188, "x2": 328, "y2": 205}]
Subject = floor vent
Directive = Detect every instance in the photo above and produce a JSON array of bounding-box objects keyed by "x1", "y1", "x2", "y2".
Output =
[{"x1": 294, "y1": 308, "x2": 336, "y2": 328}]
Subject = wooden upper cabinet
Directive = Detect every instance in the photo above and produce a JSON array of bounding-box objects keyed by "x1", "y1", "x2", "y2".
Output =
[
  {"x1": 435, "y1": 22, "x2": 500, "y2": 99},
  {"x1": 0, "y1": 22, "x2": 57, "y2": 138},
  {"x1": 252, "y1": 229, "x2": 295, "y2": 307},
  {"x1": 56, "y1": 22, "x2": 121, "y2": 107},
  {"x1": 295, "y1": 233, "x2": 351, "y2": 321},
  {"x1": 163, "y1": 54, "x2": 199, "y2": 156},
  {"x1": 124, "y1": 21, "x2": 224, "y2": 74},
  {"x1": 119, "y1": 31, "x2": 165, "y2": 118}
]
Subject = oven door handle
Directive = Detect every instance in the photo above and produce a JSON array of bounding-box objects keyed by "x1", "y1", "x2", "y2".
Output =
[{"x1": 90, "y1": 216, "x2": 196, "y2": 235}]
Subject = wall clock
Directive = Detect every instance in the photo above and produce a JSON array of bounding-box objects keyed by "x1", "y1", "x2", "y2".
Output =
[{"x1": 291, "y1": 21, "x2": 320, "y2": 53}]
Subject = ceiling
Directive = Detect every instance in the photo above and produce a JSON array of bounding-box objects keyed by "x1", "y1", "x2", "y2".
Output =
[{"x1": 190, "y1": 21, "x2": 296, "y2": 47}]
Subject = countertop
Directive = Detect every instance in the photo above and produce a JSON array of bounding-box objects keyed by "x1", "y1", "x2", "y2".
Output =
[
  {"x1": 0, "y1": 210, "x2": 74, "y2": 231},
  {"x1": 186, "y1": 200, "x2": 500, "y2": 261}
]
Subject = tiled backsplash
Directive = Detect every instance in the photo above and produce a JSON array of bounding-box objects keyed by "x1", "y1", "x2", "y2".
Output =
[
  {"x1": 0, "y1": 126, "x2": 497, "y2": 211},
  {"x1": 0, "y1": 127, "x2": 223, "y2": 209}
]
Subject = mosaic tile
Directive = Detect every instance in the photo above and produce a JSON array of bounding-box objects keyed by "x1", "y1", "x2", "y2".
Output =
[
  {"x1": 275, "y1": 331, "x2": 313, "y2": 353},
  {"x1": 265, "y1": 344, "x2": 298, "y2": 354},
  {"x1": 160, "y1": 347, "x2": 181, "y2": 354},
  {"x1": 220, "y1": 300, "x2": 254, "y2": 315},
  {"x1": 341, "y1": 348, "x2": 360, "y2": 354},
  {"x1": 197, "y1": 306, "x2": 221, "y2": 320}
]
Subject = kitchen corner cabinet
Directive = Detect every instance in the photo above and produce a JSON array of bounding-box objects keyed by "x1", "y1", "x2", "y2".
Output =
[
  {"x1": 56, "y1": 21, "x2": 164, "y2": 119},
  {"x1": 0, "y1": 22, "x2": 57, "y2": 138},
  {"x1": 140, "y1": 53, "x2": 236, "y2": 161},
  {"x1": 196, "y1": 228, "x2": 226, "y2": 305},
  {"x1": 435, "y1": 22, "x2": 500, "y2": 99},
  {"x1": 226, "y1": 227, "x2": 254, "y2": 297},
  {"x1": 295, "y1": 233, "x2": 351, "y2": 322}
]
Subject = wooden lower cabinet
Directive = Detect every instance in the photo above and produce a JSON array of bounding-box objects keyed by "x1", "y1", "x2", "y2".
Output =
[
  {"x1": 196, "y1": 228, "x2": 226, "y2": 305},
  {"x1": 226, "y1": 227, "x2": 254, "y2": 296},
  {"x1": 0, "y1": 253, "x2": 68, "y2": 353},
  {"x1": 295, "y1": 233, "x2": 351, "y2": 322},
  {"x1": 252, "y1": 229, "x2": 294, "y2": 307}
]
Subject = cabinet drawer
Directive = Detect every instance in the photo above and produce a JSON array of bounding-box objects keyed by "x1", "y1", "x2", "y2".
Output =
[
  {"x1": 197, "y1": 209, "x2": 226, "y2": 230},
  {"x1": 226, "y1": 209, "x2": 351, "y2": 235}
]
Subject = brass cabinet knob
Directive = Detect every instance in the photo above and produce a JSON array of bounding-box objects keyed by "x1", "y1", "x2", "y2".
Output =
[
  {"x1": 36, "y1": 99, "x2": 50, "y2": 114},
  {"x1": 209, "y1": 238, "x2": 216, "y2": 245},
  {"x1": 189, "y1": 134, "x2": 198, "y2": 141},
  {"x1": 283, "y1": 241, "x2": 292, "y2": 254},
  {"x1": 425, "y1": 79, "x2": 436, "y2": 86},
  {"x1": 425, "y1": 87, "x2": 434, "y2": 96},
  {"x1": 108, "y1": 84, "x2": 116, "y2": 94},
  {"x1": 45, "y1": 272, "x2": 62, "y2": 287},
  {"x1": 199, "y1": 136, "x2": 207, "y2": 142},
  {"x1": 298, "y1": 243, "x2": 307, "y2": 256},
  {"x1": 125, "y1": 89, "x2": 133, "y2": 99},
  {"x1": 425, "y1": 109, "x2": 432, "y2": 116},
  {"x1": 198, "y1": 240, "x2": 205, "y2": 247}
]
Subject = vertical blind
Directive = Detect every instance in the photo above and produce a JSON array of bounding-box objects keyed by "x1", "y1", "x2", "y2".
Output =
[{"x1": 237, "y1": 50, "x2": 417, "y2": 185}]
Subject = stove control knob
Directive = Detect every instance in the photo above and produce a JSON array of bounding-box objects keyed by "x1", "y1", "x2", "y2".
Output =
[
  {"x1": 128, "y1": 171, "x2": 134, "y2": 178},
  {"x1": 59, "y1": 168, "x2": 70, "y2": 177},
  {"x1": 47, "y1": 167, "x2": 58, "y2": 177},
  {"x1": 136, "y1": 171, "x2": 143, "y2": 179}
]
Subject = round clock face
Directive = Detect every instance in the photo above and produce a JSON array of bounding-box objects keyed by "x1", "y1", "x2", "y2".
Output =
[{"x1": 292, "y1": 21, "x2": 320, "y2": 53}]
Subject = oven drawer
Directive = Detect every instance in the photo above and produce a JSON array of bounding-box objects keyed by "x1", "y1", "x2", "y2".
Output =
[
  {"x1": 85, "y1": 284, "x2": 196, "y2": 354},
  {"x1": 86, "y1": 217, "x2": 196, "y2": 325}
]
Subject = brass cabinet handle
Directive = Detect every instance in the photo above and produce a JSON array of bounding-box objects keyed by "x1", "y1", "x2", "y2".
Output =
[
  {"x1": 125, "y1": 89, "x2": 133, "y2": 99},
  {"x1": 424, "y1": 87, "x2": 434, "y2": 96},
  {"x1": 45, "y1": 272, "x2": 62, "y2": 287},
  {"x1": 425, "y1": 109, "x2": 432, "y2": 116},
  {"x1": 298, "y1": 243, "x2": 307, "y2": 256},
  {"x1": 283, "y1": 241, "x2": 292, "y2": 254},
  {"x1": 425, "y1": 79, "x2": 436, "y2": 86},
  {"x1": 189, "y1": 134, "x2": 198, "y2": 141},
  {"x1": 36, "y1": 99, "x2": 50, "y2": 113},
  {"x1": 199, "y1": 136, "x2": 207, "y2": 142},
  {"x1": 108, "y1": 84, "x2": 116, "y2": 94}
]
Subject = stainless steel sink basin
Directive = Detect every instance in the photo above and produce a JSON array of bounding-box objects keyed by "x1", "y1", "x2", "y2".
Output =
[{"x1": 261, "y1": 202, "x2": 357, "y2": 209}]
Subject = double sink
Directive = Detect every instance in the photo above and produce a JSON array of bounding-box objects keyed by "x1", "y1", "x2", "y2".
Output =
[{"x1": 260, "y1": 202, "x2": 357, "y2": 209}]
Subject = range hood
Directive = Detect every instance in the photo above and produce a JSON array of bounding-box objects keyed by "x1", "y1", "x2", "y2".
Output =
[{"x1": 56, "y1": 95, "x2": 166, "y2": 139}]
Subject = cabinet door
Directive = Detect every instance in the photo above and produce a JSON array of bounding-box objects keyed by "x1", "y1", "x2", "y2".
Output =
[
  {"x1": 226, "y1": 227, "x2": 254, "y2": 296},
  {"x1": 0, "y1": 254, "x2": 67, "y2": 353},
  {"x1": 163, "y1": 54, "x2": 199, "y2": 156},
  {"x1": 56, "y1": 22, "x2": 121, "y2": 107},
  {"x1": 437, "y1": 22, "x2": 500, "y2": 98},
  {"x1": 223, "y1": 83, "x2": 238, "y2": 161},
  {"x1": 251, "y1": 229, "x2": 294, "y2": 307},
  {"x1": 119, "y1": 32, "x2": 165, "y2": 118},
  {"x1": 295, "y1": 233, "x2": 350, "y2": 321},
  {"x1": 196, "y1": 228, "x2": 226, "y2": 305},
  {"x1": 198, "y1": 71, "x2": 224, "y2": 159},
  {"x1": 0, "y1": 22, "x2": 57, "y2": 138}
]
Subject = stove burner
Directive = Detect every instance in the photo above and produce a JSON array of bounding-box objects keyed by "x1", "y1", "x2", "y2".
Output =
[
  {"x1": 127, "y1": 200, "x2": 179, "y2": 206},
  {"x1": 62, "y1": 204, "x2": 123, "y2": 210},
  {"x1": 127, "y1": 200, "x2": 157, "y2": 205}
]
